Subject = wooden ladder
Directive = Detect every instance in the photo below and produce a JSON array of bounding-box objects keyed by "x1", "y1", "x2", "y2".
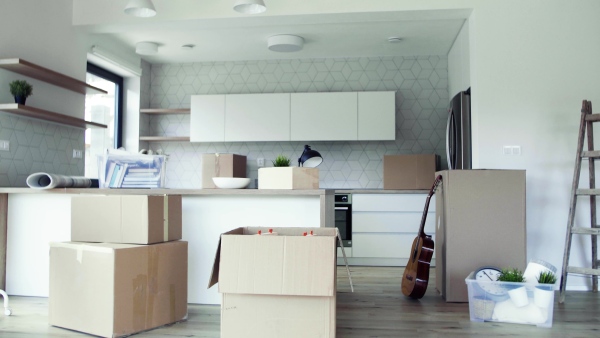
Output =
[{"x1": 559, "y1": 100, "x2": 600, "y2": 303}]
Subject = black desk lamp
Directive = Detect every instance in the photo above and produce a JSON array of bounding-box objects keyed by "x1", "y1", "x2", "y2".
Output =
[{"x1": 298, "y1": 144, "x2": 323, "y2": 167}]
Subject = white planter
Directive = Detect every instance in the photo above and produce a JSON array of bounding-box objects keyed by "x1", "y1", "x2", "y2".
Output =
[
  {"x1": 507, "y1": 286, "x2": 529, "y2": 307},
  {"x1": 533, "y1": 286, "x2": 554, "y2": 308},
  {"x1": 258, "y1": 167, "x2": 319, "y2": 189}
]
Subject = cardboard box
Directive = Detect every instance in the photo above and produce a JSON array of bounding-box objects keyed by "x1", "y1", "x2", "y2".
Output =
[
  {"x1": 49, "y1": 241, "x2": 188, "y2": 338},
  {"x1": 202, "y1": 153, "x2": 247, "y2": 189},
  {"x1": 209, "y1": 227, "x2": 338, "y2": 338},
  {"x1": 258, "y1": 167, "x2": 319, "y2": 189},
  {"x1": 435, "y1": 170, "x2": 527, "y2": 302},
  {"x1": 71, "y1": 195, "x2": 182, "y2": 244},
  {"x1": 383, "y1": 154, "x2": 439, "y2": 189}
]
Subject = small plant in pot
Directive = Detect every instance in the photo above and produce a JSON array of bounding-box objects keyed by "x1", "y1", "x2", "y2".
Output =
[
  {"x1": 534, "y1": 271, "x2": 557, "y2": 308},
  {"x1": 498, "y1": 268, "x2": 529, "y2": 307},
  {"x1": 9, "y1": 80, "x2": 33, "y2": 105},
  {"x1": 272, "y1": 155, "x2": 291, "y2": 167}
]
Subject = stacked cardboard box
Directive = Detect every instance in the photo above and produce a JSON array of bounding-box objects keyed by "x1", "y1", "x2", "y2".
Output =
[
  {"x1": 202, "y1": 153, "x2": 247, "y2": 188},
  {"x1": 209, "y1": 227, "x2": 339, "y2": 338},
  {"x1": 49, "y1": 195, "x2": 188, "y2": 338}
]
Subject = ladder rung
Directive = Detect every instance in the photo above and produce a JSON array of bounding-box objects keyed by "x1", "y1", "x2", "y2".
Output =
[
  {"x1": 567, "y1": 266, "x2": 600, "y2": 276},
  {"x1": 570, "y1": 227, "x2": 600, "y2": 235},
  {"x1": 582, "y1": 151, "x2": 600, "y2": 158},
  {"x1": 584, "y1": 114, "x2": 600, "y2": 122},
  {"x1": 576, "y1": 189, "x2": 600, "y2": 195}
]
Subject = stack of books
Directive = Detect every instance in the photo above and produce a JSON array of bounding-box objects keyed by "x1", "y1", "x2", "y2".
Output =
[{"x1": 100, "y1": 154, "x2": 166, "y2": 188}]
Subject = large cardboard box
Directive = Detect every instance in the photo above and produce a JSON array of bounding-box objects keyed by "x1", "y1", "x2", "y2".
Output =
[
  {"x1": 202, "y1": 153, "x2": 247, "y2": 188},
  {"x1": 209, "y1": 227, "x2": 338, "y2": 338},
  {"x1": 49, "y1": 241, "x2": 188, "y2": 338},
  {"x1": 71, "y1": 195, "x2": 182, "y2": 244},
  {"x1": 258, "y1": 167, "x2": 319, "y2": 189},
  {"x1": 435, "y1": 170, "x2": 527, "y2": 302},
  {"x1": 383, "y1": 154, "x2": 439, "y2": 189}
]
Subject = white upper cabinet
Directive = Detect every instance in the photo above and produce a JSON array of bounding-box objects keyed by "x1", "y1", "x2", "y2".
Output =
[
  {"x1": 191, "y1": 95, "x2": 225, "y2": 142},
  {"x1": 358, "y1": 91, "x2": 396, "y2": 140},
  {"x1": 290, "y1": 92, "x2": 358, "y2": 141},
  {"x1": 225, "y1": 93, "x2": 290, "y2": 142}
]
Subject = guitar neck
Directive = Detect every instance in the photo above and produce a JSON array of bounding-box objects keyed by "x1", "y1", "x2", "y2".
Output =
[{"x1": 417, "y1": 175, "x2": 442, "y2": 237}]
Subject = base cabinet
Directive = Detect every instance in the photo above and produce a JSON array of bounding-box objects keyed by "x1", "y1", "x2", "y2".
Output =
[{"x1": 344, "y1": 193, "x2": 434, "y2": 266}]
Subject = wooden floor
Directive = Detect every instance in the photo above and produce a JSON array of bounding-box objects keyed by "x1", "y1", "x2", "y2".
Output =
[{"x1": 0, "y1": 266, "x2": 598, "y2": 337}]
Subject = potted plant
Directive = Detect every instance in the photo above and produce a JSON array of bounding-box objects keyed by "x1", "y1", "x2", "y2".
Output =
[
  {"x1": 272, "y1": 155, "x2": 291, "y2": 167},
  {"x1": 498, "y1": 268, "x2": 528, "y2": 307},
  {"x1": 534, "y1": 270, "x2": 557, "y2": 308},
  {"x1": 9, "y1": 80, "x2": 33, "y2": 105}
]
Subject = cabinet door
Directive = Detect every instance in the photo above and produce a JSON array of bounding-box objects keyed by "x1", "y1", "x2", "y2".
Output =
[
  {"x1": 358, "y1": 91, "x2": 395, "y2": 140},
  {"x1": 190, "y1": 95, "x2": 225, "y2": 142},
  {"x1": 225, "y1": 93, "x2": 290, "y2": 142},
  {"x1": 291, "y1": 92, "x2": 357, "y2": 141}
]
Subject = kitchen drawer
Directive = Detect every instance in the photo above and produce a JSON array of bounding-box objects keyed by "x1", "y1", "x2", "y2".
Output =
[
  {"x1": 353, "y1": 233, "x2": 425, "y2": 258},
  {"x1": 352, "y1": 194, "x2": 434, "y2": 212},
  {"x1": 353, "y1": 212, "x2": 435, "y2": 234}
]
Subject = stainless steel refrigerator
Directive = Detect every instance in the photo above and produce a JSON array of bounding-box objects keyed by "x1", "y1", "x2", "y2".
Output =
[{"x1": 446, "y1": 88, "x2": 471, "y2": 169}]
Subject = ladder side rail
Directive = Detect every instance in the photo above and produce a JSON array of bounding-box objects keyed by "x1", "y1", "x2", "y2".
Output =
[
  {"x1": 586, "y1": 101, "x2": 598, "y2": 292},
  {"x1": 560, "y1": 100, "x2": 591, "y2": 303}
]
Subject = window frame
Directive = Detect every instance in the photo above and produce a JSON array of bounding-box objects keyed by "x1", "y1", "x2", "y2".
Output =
[{"x1": 86, "y1": 62, "x2": 124, "y2": 148}]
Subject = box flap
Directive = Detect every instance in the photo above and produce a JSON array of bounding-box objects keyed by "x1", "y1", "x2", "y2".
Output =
[
  {"x1": 208, "y1": 227, "x2": 245, "y2": 289},
  {"x1": 216, "y1": 227, "x2": 336, "y2": 297}
]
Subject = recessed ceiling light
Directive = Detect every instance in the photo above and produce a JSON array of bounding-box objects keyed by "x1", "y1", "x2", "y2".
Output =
[
  {"x1": 387, "y1": 37, "x2": 403, "y2": 43},
  {"x1": 233, "y1": 0, "x2": 266, "y2": 14},
  {"x1": 268, "y1": 35, "x2": 304, "y2": 53},
  {"x1": 124, "y1": 0, "x2": 157, "y2": 18},
  {"x1": 135, "y1": 41, "x2": 158, "y2": 55},
  {"x1": 181, "y1": 44, "x2": 195, "y2": 50}
]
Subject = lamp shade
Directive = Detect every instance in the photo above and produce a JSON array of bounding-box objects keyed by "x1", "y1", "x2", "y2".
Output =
[
  {"x1": 233, "y1": 0, "x2": 266, "y2": 14},
  {"x1": 298, "y1": 145, "x2": 323, "y2": 168},
  {"x1": 124, "y1": 0, "x2": 156, "y2": 17}
]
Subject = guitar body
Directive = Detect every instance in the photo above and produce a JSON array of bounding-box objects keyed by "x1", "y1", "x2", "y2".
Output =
[
  {"x1": 401, "y1": 234, "x2": 435, "y2": 298},
  {"x1": 401, "y1": 175, "x2": 442, "y2": 299}
]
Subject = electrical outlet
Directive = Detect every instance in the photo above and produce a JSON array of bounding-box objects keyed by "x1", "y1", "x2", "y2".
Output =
[
  {"x1": 0, "y1": 140, "x2": 9, "y2": 152},
  {"x1": 512, "y1": 146, "x2": 521, "y2": 155},
  {"x1": 73, "y1": 149, "x2": 83, "y2": 159},
  {"x1": 257, "y1": 158, "x2": 265, "y2": 167},
  {"x1": 503, "y1": 146, "x2": 512, "y2": 155}
]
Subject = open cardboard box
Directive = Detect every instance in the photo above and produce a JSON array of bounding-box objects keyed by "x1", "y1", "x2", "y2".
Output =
[{"x1": 209, "y1": 227, "x2": 351, "y2": 338}]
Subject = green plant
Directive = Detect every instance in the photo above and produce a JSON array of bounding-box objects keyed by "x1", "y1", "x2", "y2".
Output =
[
  {"x1": 272, "y1": 155, "x2": 291, "y2": 167},
  {"x1": 9, "y1": 80, "x2": 33, "y2": 98},
  {"x1": 537, "y1": 271, "x2": 557, "y2": 284},
  {"x1": 497, "y1": 268, "x2": 526, "y2": 283}
]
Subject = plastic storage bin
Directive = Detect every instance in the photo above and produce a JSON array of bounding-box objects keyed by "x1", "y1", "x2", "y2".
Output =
[
  {"x1": 98, "y1": 154, "x2": 167, "y2": 188},
  {"x1": 465, "y1": 272, "x2": 555, "y2": 328}
]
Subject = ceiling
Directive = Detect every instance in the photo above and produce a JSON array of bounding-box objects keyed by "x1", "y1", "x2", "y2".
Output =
[{"x1": 76, "y1": 2, "x2": 470, "y2": 64}]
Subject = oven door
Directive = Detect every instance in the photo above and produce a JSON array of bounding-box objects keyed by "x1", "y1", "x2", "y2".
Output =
[{"x1": 334, "y1": 204, "x2": 352, "y2": 247}]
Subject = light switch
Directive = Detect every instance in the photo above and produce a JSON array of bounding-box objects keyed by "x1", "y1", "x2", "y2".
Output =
[{"x1": 0, "y1": 140, "x2": 9, "y2": 152}]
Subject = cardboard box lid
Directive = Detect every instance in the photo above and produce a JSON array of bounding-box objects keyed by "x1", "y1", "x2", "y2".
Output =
[{"x1": 209, "y1": 227, "x2": 337, "y2": 297}]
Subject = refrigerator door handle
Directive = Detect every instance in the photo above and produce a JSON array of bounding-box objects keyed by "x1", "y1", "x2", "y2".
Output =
[{"x1": 446, "y1": 109, "x2": 455, "y2": 170}]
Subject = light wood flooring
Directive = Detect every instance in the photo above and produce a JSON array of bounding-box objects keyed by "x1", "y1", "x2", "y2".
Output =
[{"x1": 0, "y1": 266, "x2": 598, "y2": 337}]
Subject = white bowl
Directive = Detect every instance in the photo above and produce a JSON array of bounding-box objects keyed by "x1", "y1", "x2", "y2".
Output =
[{"x1": 212, "y1": 177, "x2": 251, "y2": 189}]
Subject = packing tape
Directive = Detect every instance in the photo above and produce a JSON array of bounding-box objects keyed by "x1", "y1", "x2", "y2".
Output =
[{"x1": 163, "y1": 195, "x2": 169, "y2": 241}]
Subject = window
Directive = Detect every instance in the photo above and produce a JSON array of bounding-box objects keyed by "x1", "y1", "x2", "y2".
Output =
[{"x1": 85, "y1": 63, "x2": 123, "y2": 178}]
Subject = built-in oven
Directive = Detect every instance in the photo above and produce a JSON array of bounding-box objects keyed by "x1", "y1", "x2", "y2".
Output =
[{"x1": 334, "y1": 194, "x2": 352, "y2": 247}]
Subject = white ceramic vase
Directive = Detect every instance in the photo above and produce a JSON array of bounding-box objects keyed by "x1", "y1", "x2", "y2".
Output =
[{"x1": 507, "y1": 286, "x2": 529, "y2": 307}]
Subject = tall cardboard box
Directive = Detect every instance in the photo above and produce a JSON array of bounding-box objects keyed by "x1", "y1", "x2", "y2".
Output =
[
  {"x1": 202, "y1": 153, "x2": 247, "y2": 188},
  {"x1": 49, "y1": 241, "x2": 188, "y2": 338},
  {"x1": 383, "y1": 154, "x2": 439, "y2": 189},
  {"x1": 258, "y1": 167, "x2": 319, "y2": 189},
  {"x1": 435, "y1": 170, "x2": 526, "y2": 302},
  {"x1": 209, "y1": 227, "x2": 338, "y2": 338},
  {"x1": 71, "y1": 195, "x2": 182, "y2": 244}
]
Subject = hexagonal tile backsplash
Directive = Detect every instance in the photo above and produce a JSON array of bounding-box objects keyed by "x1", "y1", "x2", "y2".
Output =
[{"x1": 144, "y1": 55, "x2": 450, "y2": 189}]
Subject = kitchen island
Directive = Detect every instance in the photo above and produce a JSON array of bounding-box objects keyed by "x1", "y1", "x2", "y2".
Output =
[{"x1": 0, "y1": 188, "x2": 334, "y2": 305}]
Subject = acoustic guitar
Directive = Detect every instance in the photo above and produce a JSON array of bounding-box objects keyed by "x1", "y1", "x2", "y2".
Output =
[{"x1": 401, "y1": 175, "x2": 442, "y2": 299}]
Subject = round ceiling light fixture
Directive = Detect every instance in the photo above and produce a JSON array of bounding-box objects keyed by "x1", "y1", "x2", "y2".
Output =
[
  {"x1": 181, "y1": 44, "x2": 196, "y2": 51},
  {"x1": 387, "y1": 37, "x2": 403, "y2": 43},
  {"x1": 268, "y1": 35, "x2": 304, "y2": 53},
  {"x1": 124, "y1": 0, "x2": 157, "y2": 18},
  {"x1": 233, "y1": 0, "x2": 266, "y2": 14},
  {"x1": 135, "y1": 41, "x2": 159, "y2": 55}
]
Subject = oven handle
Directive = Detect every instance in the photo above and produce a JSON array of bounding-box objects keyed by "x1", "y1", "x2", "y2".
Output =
[{"x1": 335, "y1": 207, "x2": 349, "y2": 210}]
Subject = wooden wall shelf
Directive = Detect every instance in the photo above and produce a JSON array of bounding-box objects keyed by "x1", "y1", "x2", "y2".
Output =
[
  {"x1": 0, "y1": 104, "x2": 107, "y2": 129},
  {"x1": 140, "y1": 108, "x2": 190, "y2": 114},
  {"x1": 0, "y1": 58, "x2": 107, "y2": 95},
  {"x1": 139, "y1": 136, "x2": 190, "y2": 142}
]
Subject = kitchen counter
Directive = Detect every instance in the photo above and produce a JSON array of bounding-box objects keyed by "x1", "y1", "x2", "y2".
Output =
[
  {"x1": 0, "y1": 187, "x2": 333, "y2": 195},
  {"x1": 335, "y1": 189, "x2": 428, "y2": 194}
]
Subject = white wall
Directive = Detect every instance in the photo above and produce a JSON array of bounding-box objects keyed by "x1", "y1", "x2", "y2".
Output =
[{"x1": 447, "y1": 19, "x2": 470, "y2": 99}]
